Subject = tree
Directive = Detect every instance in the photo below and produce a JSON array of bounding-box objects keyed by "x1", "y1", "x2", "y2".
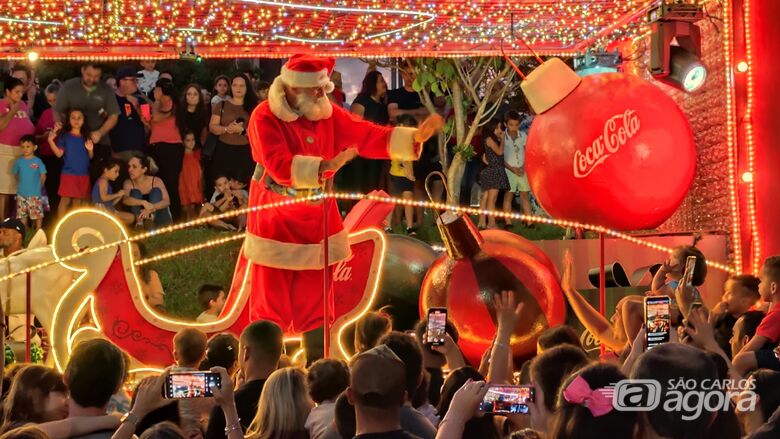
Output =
[{"x1": 410, "y1": 57, "x2": 519, "y2": 203}]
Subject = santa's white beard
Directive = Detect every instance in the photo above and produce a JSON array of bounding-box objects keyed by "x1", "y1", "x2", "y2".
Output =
[{"x1": 295, "y1": 93, "x2": 331, "y2": 121}]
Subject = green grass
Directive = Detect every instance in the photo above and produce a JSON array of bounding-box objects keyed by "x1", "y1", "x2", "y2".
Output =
[
  {"x1": 143, "y1": 228, "x2": 243, "y2": 320},
  {"x1": 142, "y1": 216, "x2": 565, "y2": 319}
]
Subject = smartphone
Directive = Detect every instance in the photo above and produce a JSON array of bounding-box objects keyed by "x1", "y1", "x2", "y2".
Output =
[
  {"x1": 681, "y1": 256, "x2": 697, "y2": 288},
  {"x1": 644, "y1": 296, "x2": 671, "y2": 349},
  {"x1": 479, "y1": 385, "x2": 535, "y2": 414},
  {"x1": 140, "y1": 103, "x2": 151, "y2": 121},
  {"x1": 426, "y1": 308, "x2": 447, "y2": 346},
  {"x1": 164, "y1": 371, "x2": 221, "y2": 399}
]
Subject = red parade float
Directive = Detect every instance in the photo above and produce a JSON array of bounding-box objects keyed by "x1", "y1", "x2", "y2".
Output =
[{"x1": 0, "y1": 0, "x2": 773, "y2": 371}]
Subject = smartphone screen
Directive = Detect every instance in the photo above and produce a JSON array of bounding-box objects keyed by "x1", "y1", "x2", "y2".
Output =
[
  {"x1": 427, "y1": 308, "x2": 447, "y2": 346},
  {"x1": 645, "y1": 296, "x2": 671, "y2": 349},
  {"x1": 165, "y1": 372, "x2": 221, "y2": 399},
  {"x1": 479, "y1": 385, "x2": 535, "y2": 414},
  {"x1": 140, "y1": 103, "x2": 151, "y2": 121},
  {"x1": 682, "y1": 256, "x2": 697, "y2": 288}
]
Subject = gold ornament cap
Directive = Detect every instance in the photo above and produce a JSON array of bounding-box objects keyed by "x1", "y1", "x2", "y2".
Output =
[{"x1": 520, "y1": 57, "x2": 582, "y2": 114}]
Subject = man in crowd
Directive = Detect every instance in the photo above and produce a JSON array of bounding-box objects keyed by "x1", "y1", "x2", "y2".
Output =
[
  {"x1": 348, "y1": 344, "x2": 420, "y2": 439},
  {"x1": 64, "y1": 339, "x2": 127, "y2": 439},
  {"x1": 387, "y1": 62, "x2": 429, "y2": 124},
  {"x1": 53, "y1": 62, "x2": 120, "y2": 162},
  {"x1": 730, "y1": 310, "x2": 767, "y2": 358},
  {"x1": 0, "y1": 218, "x2": 25, "y2": 257},
  {"x1": 110, "y1": 66, "x2": 149, "y2": 161},
  {"x1": 205, "y1": 320, "x2": 283, "y2": 439},
  {"x1": 379, "y1": 332, "x2": 437, "y2": 439}
]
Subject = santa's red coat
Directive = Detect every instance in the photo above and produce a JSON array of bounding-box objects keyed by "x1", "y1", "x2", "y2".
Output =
[{"x1": 227, "y1": 78, "x2": 419, "y2": 334}]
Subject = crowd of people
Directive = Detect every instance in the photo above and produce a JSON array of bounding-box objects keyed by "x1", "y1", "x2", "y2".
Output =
[
  {"x1": 0, "y1": 59, "x2": 537, "y2": 236},
  {"x1": 0, "y1": 242, "x2": 776, "y2": 439}
]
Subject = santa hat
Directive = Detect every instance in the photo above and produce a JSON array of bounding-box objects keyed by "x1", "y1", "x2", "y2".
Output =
[{"x1": 280, "y1": 54, "x2": 336, "y2": 93}]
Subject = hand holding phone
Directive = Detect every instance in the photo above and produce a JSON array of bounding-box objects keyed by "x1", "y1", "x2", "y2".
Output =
[
  {"x1": 140, "y1": 103, "x2": 152, "y2": 122},
  {"x1": 426, "y1": 308, "x2": 447, "y2": 346},
  {"x1": 479, "y1": 385, "x2": 535, "y2": 414},
  {"x1": 644, "y1": 296, "x2": 671, "y2": 349},
  {"x1": 164, "y1": 371, "x2": 221, "y2": 399}
]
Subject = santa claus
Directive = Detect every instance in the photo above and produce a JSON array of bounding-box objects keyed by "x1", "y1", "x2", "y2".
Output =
[{"x1": 235, "y1": 55, "x2": 442, "y2": 358}]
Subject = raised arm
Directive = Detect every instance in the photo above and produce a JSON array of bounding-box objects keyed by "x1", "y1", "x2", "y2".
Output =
[
  {"x1": 488, "y1": 290, "x2": 524, "y2": 384},
  {"x1": 561, "y1": 250, "x2": 626, "y2": 352}
]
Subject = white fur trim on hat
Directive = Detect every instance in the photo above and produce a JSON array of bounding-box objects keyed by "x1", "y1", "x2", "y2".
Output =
[{"x1": 281, "y1": 64, "x2": 333, "y2": 89}]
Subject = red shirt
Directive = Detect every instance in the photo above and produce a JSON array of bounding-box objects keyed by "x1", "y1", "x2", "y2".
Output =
[
  {"x1": 756, "y1": 302, "x2": 780, "y2": 342},
  {"x1": 35, "y1": 108, "x2": 55, "y2": 155}
]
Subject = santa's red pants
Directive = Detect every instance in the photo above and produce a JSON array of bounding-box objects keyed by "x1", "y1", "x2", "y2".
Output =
[{"x1": 245, "y1": 262, "x2": 334, "y2": 335}]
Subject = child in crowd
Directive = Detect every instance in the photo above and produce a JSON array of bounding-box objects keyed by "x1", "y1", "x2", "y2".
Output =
[
  {"x1": 199, "y1": 175, "x2": 247, "y2": 231},
  {"x1": 48, "y1": 108, "x2": 93, "y2": 218},
  {"x1": 178, "y1": 131, "x2": 203, "y2": 222},
  {"x1": 196, "y1": 284, "x2": 226, "y2": 323},
  {"x1": 137, "y1": 60, "x2": 160, "y2": 97},
  {"x1": 92, "y1": 159, "x2": 134, "y2": 224},
  {"x1": 733, "y1": 256, "x2": 780, "y2": 375},
  {"x1": 387, "y1": 115, "x2": 417, "y2": 234},
  {"x1": 477, "y1": 118, "x2": 508, "y2": 229},
  {"x1": 305, "y1": 358, "x2": 350, "y2": 439},
  {"x1": 502, "y1": 110, "x2": 532, "y2": 228},
  {"x1": 13, "y1": 134, "x2": 46, "y2": 230}
]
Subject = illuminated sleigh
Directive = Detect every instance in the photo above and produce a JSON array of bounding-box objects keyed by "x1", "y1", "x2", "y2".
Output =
[{"x1": 47, "y1": 204, "x2": 390, "y2": 371}]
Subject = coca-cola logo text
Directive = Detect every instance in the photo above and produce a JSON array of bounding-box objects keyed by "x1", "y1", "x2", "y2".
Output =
[
  {"x1": 573, "y1": 110, "x2": 641, "y2": 178},
  {"x1": 333, "y1": 254, "x2": 354, "y2": 282}
]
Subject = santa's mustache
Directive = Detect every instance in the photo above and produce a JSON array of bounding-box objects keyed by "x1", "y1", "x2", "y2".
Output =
[{"x1": 294, "y1": 93, "x2": 330, "y2": 121}]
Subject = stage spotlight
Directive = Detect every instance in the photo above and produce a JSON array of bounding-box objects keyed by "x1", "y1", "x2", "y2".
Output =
[
  {"x1": 26, "y1": 51, "x2": 39, "y2": 62},
  {"x1": 741, "y1": 171, "x2": 753, "y2": 183},
  {"x1": 737, "y1": 61, "x2": 749, "y2": 72},
  {"x1": 648, "y1": 1, "x2": 707, "y2": 92}
]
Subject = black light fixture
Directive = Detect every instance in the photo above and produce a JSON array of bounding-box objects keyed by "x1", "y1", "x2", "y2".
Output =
[{"x1": 648, "y1": 1, "x2": 707, "y2": 92}]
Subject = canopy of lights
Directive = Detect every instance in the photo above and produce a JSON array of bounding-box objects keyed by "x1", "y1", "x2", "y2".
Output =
[{"x1": 0, "y1": 0, "x2": 656, "y2": 60}]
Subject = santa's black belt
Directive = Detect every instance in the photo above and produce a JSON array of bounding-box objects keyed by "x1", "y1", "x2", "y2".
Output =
[{"x1": 253, "y1": 164, "x2": 323, "y2": 199}]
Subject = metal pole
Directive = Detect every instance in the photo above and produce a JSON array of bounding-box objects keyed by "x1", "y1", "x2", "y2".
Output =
[
  {"x1": 25, "y1": 272, "x2": 31, "y2": 363},
  {"x1": 599, "y1": 233, "x2": 606, "y2": 355},
  {"x1": 322, "y1": 184, "x2": 331, "y2": 358}
]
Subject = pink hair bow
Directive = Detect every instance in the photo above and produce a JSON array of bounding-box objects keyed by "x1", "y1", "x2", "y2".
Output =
[{"x1": 562, "y1": 375, "x2": 614, "y2": 417}]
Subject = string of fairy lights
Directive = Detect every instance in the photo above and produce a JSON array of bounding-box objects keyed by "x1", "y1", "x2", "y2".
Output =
[
  {"x1": 0, "y1": 0, "x2": 652, "y2": 58},
  {"x1": 0, "y1": 192, "x2": 737, "y2": 285}
]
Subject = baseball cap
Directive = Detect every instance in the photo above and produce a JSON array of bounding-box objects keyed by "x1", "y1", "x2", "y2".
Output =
[
  {"x1": 0, "y1": 218, "x2": 25, "y2": 237},
  {"x1": 115, "y1": 66, "x2": 142, "y2": 80},
  {"x1": 350, "y1": 344, "x2": 406, "y2": 408}
]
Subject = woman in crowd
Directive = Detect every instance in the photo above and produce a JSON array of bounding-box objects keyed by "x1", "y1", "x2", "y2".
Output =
[
  {"x1": 477, "y1": 118, "x2": 509, "y2": 230},
  {"x1": 350, "y1": 71, "x2": 389, "y2": 125},
  {"x1": 179, "y1": 84, "x2": 209, "y2": 148},
  {"x1": 122, "y1": 153, "x2": 172, "y2": 228},
  {"x1": 210, "y1": 76, "x2": 231, "y2": 105},
  {"x1": 342, "y1": 70, "x2": 390, "y2": 196},
  {"x1": 1, "y1": 365, "x2": 68, "y2": 430},
  {"x1": 148, "y1": 79, "x2": 185, "y2": 221},
  {"x1": 34, "y1": 81, "x2": 62, "y2": 220},
  {"x1": 0, "y1": 77, "x2": 35, "y2": 218},
  {"x1": 246, "y1": 367, "x2": 312, "y2": 439},
  {"x1": 208, "y1": 74, "x2": 257, "y2": 186}
]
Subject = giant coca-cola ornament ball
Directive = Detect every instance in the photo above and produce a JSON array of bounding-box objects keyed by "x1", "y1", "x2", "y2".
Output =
[
  {"x1": 522, "y1": 59, "x2": 696, "y2": 231},
  {"x1": 419, "y1": 213, "x2": 566, "y2": 366}
]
